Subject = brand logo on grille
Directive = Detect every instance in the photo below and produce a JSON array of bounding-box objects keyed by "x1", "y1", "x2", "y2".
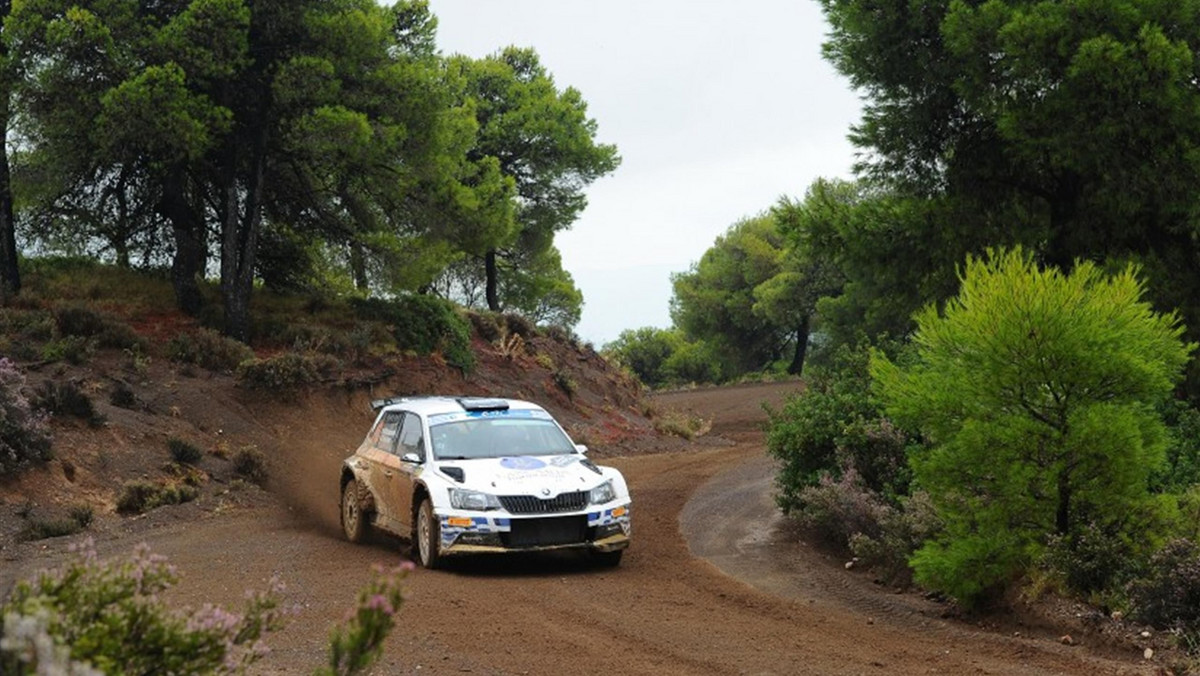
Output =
[{"x1": 540, "y1": 488, "x2": 551, "y2": 496}]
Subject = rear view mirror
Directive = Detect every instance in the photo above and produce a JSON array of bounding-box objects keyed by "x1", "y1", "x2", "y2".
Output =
[{"x1": 574, "y1": 444, "x2": 589, "y2": 455}]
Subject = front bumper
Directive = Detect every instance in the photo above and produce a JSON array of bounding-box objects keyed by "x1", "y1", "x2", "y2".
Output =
[{"x1": 437, "y1": 503, "x2": 632, "y2": 556}]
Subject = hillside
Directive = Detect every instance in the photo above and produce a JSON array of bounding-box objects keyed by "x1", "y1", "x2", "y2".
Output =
[{"x1": 0, "y1": 263, "x2": 703, "y2": 550}]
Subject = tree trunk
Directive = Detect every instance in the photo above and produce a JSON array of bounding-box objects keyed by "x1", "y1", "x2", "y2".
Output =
[
  {"x1": 1045, "y1": 173, "x2": 1082, "y2": 271},
  {"x1": 0, "y1": 20, "x2": 19, "y2": 302},
  {"x1": 221, "y1": 137, "x2": 267, "y2": 343},
  {"x1": 1055, "y1": 466, "x2": 1071, "y2": 535},
  {"x1": 787, "y1": 315, "x2": 811, "y2": 376},
  {"x1": 485, "y1": 249, "x2": 500, "y2": 311},
  {"x1": 160, "y1": 169, "x2": 205, "y2": 316},
  {"x1": 350, "y1": 243, "x2": 368, "y2": 291}
]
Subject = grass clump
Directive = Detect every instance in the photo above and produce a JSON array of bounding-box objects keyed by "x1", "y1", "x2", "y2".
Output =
[
  {"x1": 652, "y1": 409, "x2": 711, "y2": 440},
  {"x1": 33, "y1": 380, "x2": 105, "y2": 427},
  {"x1": 19, "y1": 505, "x2": 94, "y2": 542},
  {"x1": 236, "y1": 353, "x2": 338, "y2": 389},
  {"x1": 231, "y1": 446, "x2": 268, "y2": 486},
  {"x1": 115, "y1": 479, "x2": 199, "y2": 515},
  {"x1": 351, "y1": 295, "x2": 474, "y2": 372}
]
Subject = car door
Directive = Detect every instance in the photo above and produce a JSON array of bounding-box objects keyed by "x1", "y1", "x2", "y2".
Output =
[
  {"x1": 386, "y1": 411, "x2": 424, "y2": 532},
  {"x1": 365, "y1": 411, "x2": 404, "y2": 529}
]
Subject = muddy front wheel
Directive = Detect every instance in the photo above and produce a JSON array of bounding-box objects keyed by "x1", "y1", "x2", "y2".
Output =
[{"x1": 415, "y1": 498, "x2": 442, "y2": 569}]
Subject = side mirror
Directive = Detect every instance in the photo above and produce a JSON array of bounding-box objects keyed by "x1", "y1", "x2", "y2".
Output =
[
  {"x1": 401, "y1": 452, "x2": 422, "y2": 464},
  {"x1": 574, "y1": 444, "x2": 589, "y2": 455}
]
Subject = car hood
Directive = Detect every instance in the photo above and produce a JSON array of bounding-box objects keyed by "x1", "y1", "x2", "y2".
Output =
[{"x1": 438, "y1": 454, "x2": 604, "y2": 497}]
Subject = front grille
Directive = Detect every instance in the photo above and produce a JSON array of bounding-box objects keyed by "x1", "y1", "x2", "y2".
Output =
[
  {"x1": 502, "y1": 516, "x2": 588, "y2": 548},
  {"x1": 499, "y1": 490, "x2": 588, "y2": 515}
]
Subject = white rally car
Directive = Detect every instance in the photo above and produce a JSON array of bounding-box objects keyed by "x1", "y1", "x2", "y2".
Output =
[{"x1": 339, "y1": 396, "x2": 631, "y2": 568}]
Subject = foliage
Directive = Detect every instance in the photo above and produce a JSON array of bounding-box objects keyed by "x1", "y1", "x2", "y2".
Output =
[
  {"x1": 1129, "y1": 539, "x2": 1200, "y2": 637},
  {"x1": 1041, "y1": 520, "x2": 1142, "y2": 597},
  {"x1": 0, "y1": 541, "x2": 286, "y2": 675},
  {"x1": 849, "y1": 491, "x2": 942, "y2": 587},
  {"x1": 231, "y1": 446, "x2": 268, "y2": 487},
  {"x1": 236, "y1": 354, "x2": 337, "y2": 390},
  {"x1": 109, "y1": 381, "x2": 136, "y2": 409},
  {"x1": 168, "y1": 438, "x2": 204, "y2": 466},
  {"x1": 115, "y1": 479, "x2": 199, "y2": 515},
  {"x1": 818, "y1": 0, "x2": 1200, "y2": 398},
  {"x1": 350, "y1": 295, "x2": 474, "y2": 372},
  {"x1": 167, "y1": 328, "x2": 255, "y2": 373},
  {"x1": 18, "y1": 505, "x2": 94, "y2": 542},
  {"x1": 603, "y1": 327, "x2": 681, "y2": 388},
  {"x1": 671, "y1": 214, "x2": 794, "y2": 378},
  {"x1": 552, "y1": 369, "x2": 576, "y2": 400},
  {"x1": 766, "y1": 343, "x2": 912, "y2": 514},
  {"x1": 1156, "y1": 400, "x2": 1200, "y2": 492},
  {"x1": 0, "y1": 358, "x2": 52, "y2": 474},
  {"x1": 465, "y1": 311, "x2": 503, "y2": 342},
  {"x1": 315, "y1": 564, "x2": 411, "y2": 676},
  {"x1": 872, "y1": 248, "x2": 1194, "y2": 606},
  {"x1": 32, "y1": 380, "x2": 104, "y2": 427},
  {"x1": 40, "y1": 335, "x2": 95, "y2": 366},
  {"x1": 796, "y1": 468, "x2": 889, "y2": 546}
]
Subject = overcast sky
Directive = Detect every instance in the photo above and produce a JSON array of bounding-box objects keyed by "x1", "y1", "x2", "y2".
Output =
[{"x1": 426, "y1": 1, "x2": 863, "y2": 346}]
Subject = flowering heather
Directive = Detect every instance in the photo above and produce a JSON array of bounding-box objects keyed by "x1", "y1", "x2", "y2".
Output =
[
  {"x1": 318, "y1": 563, "x2": 413, "y2": 676},
  {"x1": 0, "y1": 357, "x2": 52, "y2": 475}
]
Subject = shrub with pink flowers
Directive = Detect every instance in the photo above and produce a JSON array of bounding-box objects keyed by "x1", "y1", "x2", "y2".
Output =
[
  {"x1": 0, "y1": 357, "x2": 52, "y2": 475},
  {"x1": 1, "y1": 541, "x2": 412, "y2": 675}
]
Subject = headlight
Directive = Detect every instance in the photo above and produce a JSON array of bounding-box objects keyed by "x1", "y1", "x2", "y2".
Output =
[
  {"x1": 448, "y1": 488, "x2": 501, "y2": 511},
  {"x1": 589, "y1": 480, "x2": 616, "y2": 505}
]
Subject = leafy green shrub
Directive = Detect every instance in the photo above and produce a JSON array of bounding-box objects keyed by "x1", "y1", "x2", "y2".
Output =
[
  {"x1": 552, "y1": 369, "x2": 576, "y2": 399},
  {"x1": 1129, "y1": 539, "x2": 1200, "y2": 640},
  {"x1": 0, "y1": 541, "x2": 286, "y2": 675},
  {"x1": 33, "y1": 380, "x2": 105, "y2": 427},
  {"x1": 97, "y1": 319, "x2": 145, "y2": 351},
  {"x1": 0, "y1": 359, "x2": 53, "y2": 475},
  {"x1": 40, "y1": 335, "x2": 95, "y2": 365},
  {"x1": 541, "y1": 324, "x2": 576, "y2": 346},
  {"x1": 115, "y1": 480, "x2": 199, "y2": 515},
  {"x1": 236, "y1": 353, "x2": 338, "y2": 389},
  {"x1": 167, "y1": 328, "x2": 255, "y2": 372},
  {"x1": 1041, "y1": 520, "x2": 1142, "y2": 596},
  {"x1": 663, "y1": 340, "x2": 721, "y2": 385},
  {"x1": 279, "y1": 324, "x2": 352, "y2": 356},
  {"x1": 350, "y1": 295, "x2": 474, "y2": 371},
  {"x1": 1156, "y1": 400, "x2": 1200, "y2": 491},
  {"x1": 232, "y1": 446, "x2": 268, "y2": 486},
  {"x1": 603, "y1": 327, "x2": 681, "y2": 388},
  {"x1": 167, "y1": 438, "x2": 203, "y2": 465},
  {"x1": 766, "y1": 344, "x2": 911, "y2": 514}
]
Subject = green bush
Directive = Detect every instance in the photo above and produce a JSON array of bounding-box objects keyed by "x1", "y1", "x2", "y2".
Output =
[
  {"x1": 796, "y1": 469, "x2": 888, "y2": 546},
  {"x1": 0, "y1": 541, "x2": 286, "y2": 675},
  {"x1": 350, "y1": 295, "x2": 474, "y2": 371},
  {"x1": 33, "y1": 380, "x2": 105, "y2": 427},
  {"x1": 849, "y1": 491, "x2": 942, "y2": 587},
  {"x1": 466, "y1": 311, "x2": 503, "y2": 342},
  {"x1": 236, "y1": 353, "x2": 338, "y2": 389},
  {"x1": 873, "y1": 248, "x2": 1192, "y2": 607},
  {"x1": 603, "y1": 327, "x2": 682, "y2": 388},
  {"x1": 40, "y1": 335, "x2": 95, "y2": 365},
  {"x1": 167, "y1": 438, "x2": 203, "y2": 465},
  {"x1": 167, "y1": 328, "x2": 255, "y2": 372},
  {"x1": 53, "y1": 305, "x2": 107, "y2": 338},
  {"x1": 18, "y1": 505, "x2": 94, "y2": 542},
  {"x1": 0, "y1": 359, "x2": 53, "y2": 475},
  {"x1": 109, "y1": 381, "x2": 137, "y2": 409},
  {"x1": 232, "y1": 446, "x2": 268, "y2": 486},
  {"x1": 552, "y1": 369, "x2": 576, "y2": 399},
  {"x1": 1156, "y1": 400, "x2": 1200, "y2": 491}
]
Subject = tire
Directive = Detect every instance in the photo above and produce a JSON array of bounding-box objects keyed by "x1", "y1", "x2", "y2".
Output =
[
  {"x1": 415, "y1": 498, "x2": 442, "y2": 569},
  {"x1": 590, "y1": 549, "x2": 623, "y2": 568},
  {"x1": 341, "y1": 479, "x2": 368, "y2": 543}
]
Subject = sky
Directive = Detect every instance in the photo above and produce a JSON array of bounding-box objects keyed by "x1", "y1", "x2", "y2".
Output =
[{"x1": 426, "y1": 1, "x2": 863, "y2": 346}]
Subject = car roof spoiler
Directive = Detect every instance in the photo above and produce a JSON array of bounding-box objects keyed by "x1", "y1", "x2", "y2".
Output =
[{"x1": 370, "y1": 396, "x2": 408, "y2": 411}]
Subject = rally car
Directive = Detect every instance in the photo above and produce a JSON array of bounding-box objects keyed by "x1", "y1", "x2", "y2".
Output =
[{"x1": 339, "y1": 396, "x2": 631, "y2": 568}]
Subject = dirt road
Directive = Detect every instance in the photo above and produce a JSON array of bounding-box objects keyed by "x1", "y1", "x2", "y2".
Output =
[{"x1": 3, "y1": 382, "x2": 1153, "y2": 674}]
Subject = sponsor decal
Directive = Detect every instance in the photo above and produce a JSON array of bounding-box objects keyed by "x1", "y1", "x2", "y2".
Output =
[{"x1": 499, "y1": 456, "x2": 546, "y2": 470}]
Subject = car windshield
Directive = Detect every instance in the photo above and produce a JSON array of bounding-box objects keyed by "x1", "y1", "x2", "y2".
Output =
[{"x1": 429, "y1": 418, "x2": 575, "y2": 460}]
